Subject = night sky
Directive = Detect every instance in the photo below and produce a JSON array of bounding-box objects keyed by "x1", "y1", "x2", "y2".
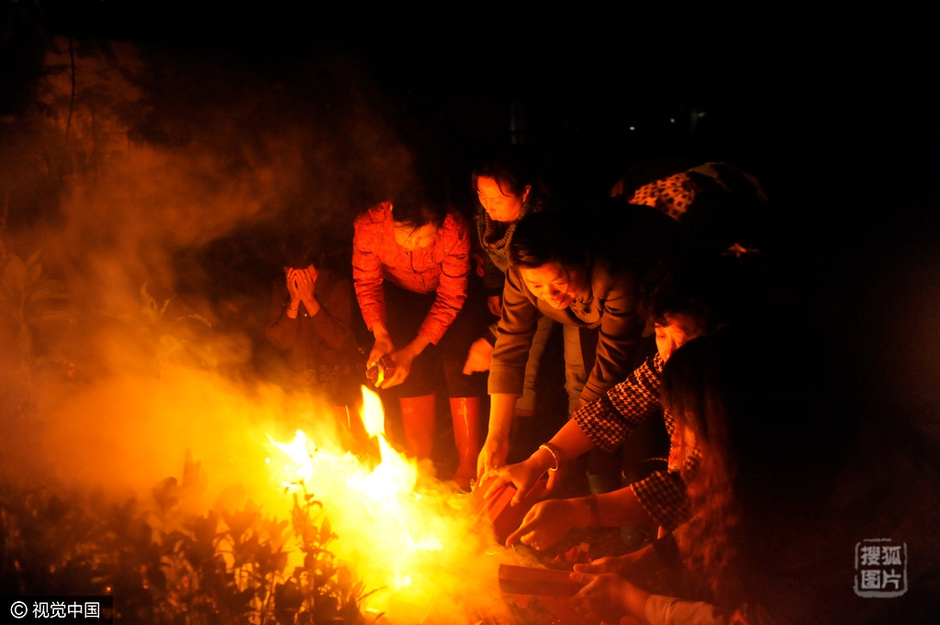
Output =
[
  {"x1": 17, "y1": 3, "x2": 940, "y2": 212},
  {"x1": 5, "y1": 2, "x2": 940, "y2": 405}
]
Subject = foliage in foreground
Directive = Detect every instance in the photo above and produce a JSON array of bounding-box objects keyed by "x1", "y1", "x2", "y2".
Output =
[{"x1": 0, "y1": 463, "x2": 369, "y2": 624}]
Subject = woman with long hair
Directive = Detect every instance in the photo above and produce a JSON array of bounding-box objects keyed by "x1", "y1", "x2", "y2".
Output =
[{"x1": 570, "y1": 320, "x2": 940, "y2": 624}]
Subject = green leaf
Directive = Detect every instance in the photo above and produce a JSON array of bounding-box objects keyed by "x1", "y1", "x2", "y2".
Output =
[
  {"x1": 152, "y1": 477, "x2": 180, "y2": 513},
  {"x1": 17, "y1": 322, "x2": 32, "y2": 358},
  {"x1": 27, "y1": 261, "x2": 43, "y2": 284},
  {"x1": 27, "y1": 280, "x2": 69, "y2": 303},
  {"x1": 2, "y1": 254, "x2": 27, "y2": 295},
  {"x1": 185, "y1": 313, "x2": 212, "y2": 328}
]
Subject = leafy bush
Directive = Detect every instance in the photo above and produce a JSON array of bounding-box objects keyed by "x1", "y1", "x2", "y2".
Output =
[{"x1": 0, "y1": 464, "x2": 368, "y2": 624}]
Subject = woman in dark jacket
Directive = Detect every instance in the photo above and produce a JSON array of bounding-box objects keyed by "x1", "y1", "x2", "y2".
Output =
[{"x1": 478, "y1": 202, "x2": 680, "y2": 477}]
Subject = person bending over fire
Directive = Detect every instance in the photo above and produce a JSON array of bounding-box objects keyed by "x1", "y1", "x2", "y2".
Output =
[
  {"x1": 567, "y1": 316, "x2": 940, "y2": 625},
  {"x1": 486, "y1": 274, "x2": 717, "y2": 549},
  {"x1": 486, "y1": 256, "x2": 761, "y2": 546},
  {"x1": 353, "y1": 186, "x2": 486, "y2": 489},
  {"x1": 462, "y1": 151, "x2": 563, "y2": 414},
  {"x1": 477, "y1": 202, "x2": 681, "y2": 483}
]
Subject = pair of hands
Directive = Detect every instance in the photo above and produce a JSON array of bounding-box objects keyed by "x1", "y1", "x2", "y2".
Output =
[
  {"x1": 570, "y1": 554, "x2": 651, "y2": 624},
  {"x1": 286, "y1": 266, "x2": 318, "y2": 312},
  {"x1": 367, "y1": 336, "x2": 411, "y2": 389},
  {"x1": 478, "y1": 442, "x2": 571, "y2": 551},
  {"x1": 479, "y1": 449, "x2": 653, "y2": 622}
]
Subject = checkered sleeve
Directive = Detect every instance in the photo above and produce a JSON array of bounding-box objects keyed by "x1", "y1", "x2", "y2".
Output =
[
  {"x1": 572, "y1": 354, "x2": 664, "y2": 453},
  {"x1": 632, "y1": 469, "x2": 691, "y2": 531}
]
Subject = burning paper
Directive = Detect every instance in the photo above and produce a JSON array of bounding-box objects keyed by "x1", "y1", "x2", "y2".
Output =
[{"x1": 266, "y1": 387, "x2": 515, "y2": 622}]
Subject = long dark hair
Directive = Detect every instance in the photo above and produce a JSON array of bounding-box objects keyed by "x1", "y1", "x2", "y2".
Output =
[{"x1": 662, "y1": 321, "x2": 852, "y2": 611}]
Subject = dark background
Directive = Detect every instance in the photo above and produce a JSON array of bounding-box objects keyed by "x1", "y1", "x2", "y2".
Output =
[{"x1": 4, "y1": 1, "x2": 939, "y2": 428}]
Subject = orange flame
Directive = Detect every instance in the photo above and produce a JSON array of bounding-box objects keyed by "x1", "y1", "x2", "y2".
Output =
[{"x1": 267, "y1": 387, "x2": 443, "y2": 596}]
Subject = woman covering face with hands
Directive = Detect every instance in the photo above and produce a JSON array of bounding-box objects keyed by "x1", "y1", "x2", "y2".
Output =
[
  {"x1": 266, "y1": 236, "x2": 363, "y2": 413},
  {"x1": 285, "y1": 265, "x2": 319, "y2": 317}
]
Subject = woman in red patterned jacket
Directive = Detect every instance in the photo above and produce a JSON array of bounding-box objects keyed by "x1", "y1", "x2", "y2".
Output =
[{"x1": 353, "y1": 191, "x2": 486, "y2": 488}]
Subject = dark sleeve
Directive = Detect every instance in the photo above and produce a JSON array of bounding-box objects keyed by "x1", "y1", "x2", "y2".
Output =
[
  {"x1": 581, "y1": 270, "x2": 644, "y2": 403},
  {"x1": 488, "y1": 268, "x2": 539, "y2": 396},
  {"x1": 309, "y1": 275, "x2": 355, "y2": 350},
  {"x1": 266, "y1": 281, "x2": 296, "y2": 351},
  {"x1": 480, "y1": 254, "x2": 506, "y2": 294}
]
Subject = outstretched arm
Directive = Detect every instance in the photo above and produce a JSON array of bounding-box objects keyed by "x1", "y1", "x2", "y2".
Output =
[
  {"x1": 505, "y1": 485, "x2": 654, "y2": 551},
  {"x1": 485, "y1": 418, "x2": 596, "y2": 501}
]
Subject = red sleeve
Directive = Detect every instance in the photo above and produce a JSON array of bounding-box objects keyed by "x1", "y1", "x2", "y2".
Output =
[
  {"x1": 417, "y1": 213, "x2": 470, "y2": 344},
  {"x1": 352, "y1": 207, "x2": 387, "y2": 332}
]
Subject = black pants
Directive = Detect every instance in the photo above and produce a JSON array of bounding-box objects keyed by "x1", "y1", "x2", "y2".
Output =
[{"x1": 381, "y1": 282, "x2": 487, "y2": 399}]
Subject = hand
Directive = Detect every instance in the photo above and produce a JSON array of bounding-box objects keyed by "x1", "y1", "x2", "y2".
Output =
[
  {"x1": 485, "y1": 452, "x2": 552, "y2": 504},
  {"x1": 487, "y1": 294, "x2": 502, "y2": 317},
  {"x1": 477, "y1": 435, "x2": 509, "y2": 482},
  {"x1": 505, "y1": 499, "x2": 575, "y2": 551},
  {"x1": 378, "y1": 346, "x2": 415, "y2": 389},
  {"x1": 462, "y1": 337, "x2": 494, "y2": 375},
  {"x1": 367, "y1": 336, "x2": 394, "y2": 371},
  {"x1": 573, "y1": 548, "x2": 651, "y2": 578},
  {"x1": 296, "y1": 266, "x2": 317, "y2": 303},
  {"x1": 286, "y1": 268, "x2": 302, "y2": 302},
  {"x1": 569, "y1": 572, "x2": 648, "y2": 624}
]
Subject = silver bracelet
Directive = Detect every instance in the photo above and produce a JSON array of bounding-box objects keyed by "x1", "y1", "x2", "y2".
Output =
[{"x1": 538, "y1": 442, "x2": 562, "y2": 472}]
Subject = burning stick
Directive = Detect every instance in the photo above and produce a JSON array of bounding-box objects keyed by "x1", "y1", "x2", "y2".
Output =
[
  {"x1": 498, "y1": 565, "x2": 607, "y2": 625},
  {"x1": 497, "y1": 564, "x2": 585, "y2": 596}
]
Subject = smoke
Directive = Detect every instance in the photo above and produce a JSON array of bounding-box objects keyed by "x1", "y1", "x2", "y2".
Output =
[
  {"x1": 0, "y1": 36, "x2": 547, "y2": 620},
  {"x1": 0, "y1": 37, "x2": 414, "y2": 499}
]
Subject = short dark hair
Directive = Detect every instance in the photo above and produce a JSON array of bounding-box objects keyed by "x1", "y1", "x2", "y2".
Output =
[
  {"x1": 281, "y1": 232, "x2": 323, "y2": 269},
  {"x1": 472, "y1": 150, "x2": 534, "y2": 199},
  {"x1": 650, "y1": 274, "x2": 715, "y2": 331},
  {"x1": 390, "y1": 184, "x2": 447, "y2": 229},
  {"x1": 509, "y1": 211, "x2": 587, "y2": 270},
  {"x1": 649, "y1": 253, "x2": 769, "y2": 333}
]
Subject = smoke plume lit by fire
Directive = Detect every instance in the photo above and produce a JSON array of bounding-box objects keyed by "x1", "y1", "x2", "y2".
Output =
[{"x1": 0, "y1": 37, "x2": 525, "y2": 622}]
